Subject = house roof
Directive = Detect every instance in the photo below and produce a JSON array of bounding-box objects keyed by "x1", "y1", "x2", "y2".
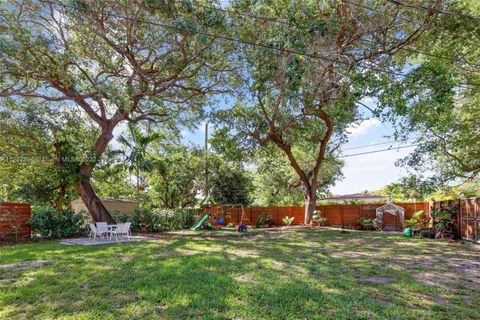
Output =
[{"x1": 321, "y1": 193, "x2": 388, "y2": 201}]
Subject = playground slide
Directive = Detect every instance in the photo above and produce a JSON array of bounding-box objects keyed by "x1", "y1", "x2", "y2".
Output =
[{"x1": 191, "y1": 214, "x2": 211, "y2": 230}]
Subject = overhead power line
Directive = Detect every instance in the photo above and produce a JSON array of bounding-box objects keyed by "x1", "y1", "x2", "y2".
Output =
[
  {"x1": 342, "y1": 140, "x2": 415, "y2": 151},
  {"x1": 386, "y1": 0, "x2": 480, "y2": 21},
  {"x1": 174, "y1": 0, "x2": 480, "y2": 68},
  {"x1": 341, "y1": 144, "x2": 416, "y2": 158},
  {"x1": 38, "y1": 0, "x2": 478, "y2": 90}
]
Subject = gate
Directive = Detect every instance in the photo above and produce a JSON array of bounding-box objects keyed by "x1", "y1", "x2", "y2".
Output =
[{"x1": 460, "y1": 197, "x2": 479, "y2": 242}]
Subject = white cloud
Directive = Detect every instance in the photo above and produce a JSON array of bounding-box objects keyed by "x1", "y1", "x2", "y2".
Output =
[
  {"x1": 331, "y1": 146, "x2": 413, "y2": 194},
  {"x1": 346, "y1": 118, "x2": 381, "y2": 137}
]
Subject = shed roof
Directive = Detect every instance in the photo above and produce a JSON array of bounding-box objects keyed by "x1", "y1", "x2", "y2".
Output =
[{"x1": 376, "y1": 202, "x2": 405, "y2": 213}]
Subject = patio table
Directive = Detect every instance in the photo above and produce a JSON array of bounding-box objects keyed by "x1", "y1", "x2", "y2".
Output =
[{"x1": 107, "y1": 224, "x2": 118, "y2": 240}]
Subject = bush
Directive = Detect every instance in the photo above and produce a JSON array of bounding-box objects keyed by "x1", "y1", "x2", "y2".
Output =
[
  {"x1": 29, "y1": 206, "x2": 88, "y2": 239},
  {"x1": 118, "y1": 207, "x2": 196, "y2": 233},
  {"x1": 358, "y1": 217, "x2": 376, "y2": 230},
  {"x1": 431, "y1": 207, "x2": 456, "y2": 234},
  {"x1": 312, "y1": 210, "x2": 327, "y2": 226},
  {"x1": 419, "y1": 229, "x2": 435, "y2": 239},
  {"x1": 282, "y1": 216, "x2": 295, "y2": 226},
  {"x1": 405, "y1": 210, "x2": 430, "y2": 229},
  {"x1": 256, "y1": 213, "x2": 273, "y2": 227}
]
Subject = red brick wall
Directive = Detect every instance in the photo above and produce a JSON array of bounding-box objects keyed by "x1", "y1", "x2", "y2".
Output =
[{"x1": 0, "y1": 203, "x2": 31, "y2": 242}]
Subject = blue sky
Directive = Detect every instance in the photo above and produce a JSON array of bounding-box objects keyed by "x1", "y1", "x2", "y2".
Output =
[
  {"x1": 181, "y1": 107, "x2": 415, "y2": 196},
  {"x1": 112, "y1": 97, "x2": 414, "y2": 196}
]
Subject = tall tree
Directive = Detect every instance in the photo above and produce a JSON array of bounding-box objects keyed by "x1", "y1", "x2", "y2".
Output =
[
  {"x1": 375, "y1": 0, "x2": 480, "y2": 184},
  {"x1": 0, "y1": 100, "x2": 98, "y2": 208},
  {"x1": 146, "y1": 143, "x2": 204, "y2": 209},
  {"x1": 252, "y1": 145, "x2": 343, "y2": 206},
  {"x1": 217, "y1": 0, "x2": 436, "y2": 223},
  {"x1": 117, "y1": 123, "x2": 162, "y2": 203},
  {"x1": 0, "y1": 0, "x2": 231, "y2": 221}
]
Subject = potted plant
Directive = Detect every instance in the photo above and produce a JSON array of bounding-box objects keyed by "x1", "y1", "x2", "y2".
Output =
[
  {"x1": 282, "y1": 216, "x2": 295, "y2": 226},
  {"x1": 312, "y1": 210, "x2": 326, "y2": 227},
  {"x1": 256, "y1": 213, "x2": 273, "y2": 228},
  {"x1": 431, "y1": 206, "x2": 456, "y2": 239}
]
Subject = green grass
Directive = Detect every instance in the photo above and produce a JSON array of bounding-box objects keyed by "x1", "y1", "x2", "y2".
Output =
[{"x1": 1, "y1": 229, "x2": 479, "y2": 319}]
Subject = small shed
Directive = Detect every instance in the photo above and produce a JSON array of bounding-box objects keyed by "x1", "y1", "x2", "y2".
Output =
[{"x1": 376, "y1": 203, "x2": 405, "y2": 231}]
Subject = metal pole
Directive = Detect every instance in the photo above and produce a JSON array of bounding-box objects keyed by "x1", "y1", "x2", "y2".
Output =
[
  {"x1": 474, "y1": 197, "x2": 478, "y2": 242},
  {"x1": 205, "y1": 122, "x2": 209, "y2": 198},
  {"x1": 459, "y1": 198, "x2": 463, "y2": 240}
]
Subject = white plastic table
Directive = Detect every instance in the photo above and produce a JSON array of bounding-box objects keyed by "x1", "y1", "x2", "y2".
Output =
[{"x1": 107, "y1": 224, "x2": 118, "y2": 240}]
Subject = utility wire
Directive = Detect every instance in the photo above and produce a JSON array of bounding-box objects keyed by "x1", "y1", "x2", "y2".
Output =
[
  {"x1": 38, "y1": 0, "x2": 478, "y2": 90},
  {"x1": 386, "y1": 0, "x2": 480, "y2": 21},
  {"x1": 174, "y1": 0, "x2": 480, "y2": 68},
  {"x1": 342, "y1": 139, "x2": 415, "y2": 151},
  {"x1": 341, "y1": 144, "x2": 416, "y2": 158}
]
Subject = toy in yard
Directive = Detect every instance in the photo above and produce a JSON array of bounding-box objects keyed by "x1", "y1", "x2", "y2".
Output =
[
  {"x1": 237, "y1": 223, "x2": 248, "y2": 232},
  {"x1": 192, "y1": 194, "x2": 219, "y2": 230},
  {"x1": 191, "y1": 213, "x2": 211, "y2": 230},
  {"x1": 402, "y1": 227, "x2": 413, "y2": 237},
  {"x1": 236, "y1": 205, "x2": 251, "y2": 232},
  {"x1": 215, "y1": 216, "x2": 225, "y2": 230},
  {"x1": 200, "y1": 195, "x2": 217, "y2": 206}
]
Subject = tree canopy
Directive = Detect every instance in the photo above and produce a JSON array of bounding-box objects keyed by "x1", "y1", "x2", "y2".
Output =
[{"x1": 1, "y1": 0, "x2": 479, "y2": 216}]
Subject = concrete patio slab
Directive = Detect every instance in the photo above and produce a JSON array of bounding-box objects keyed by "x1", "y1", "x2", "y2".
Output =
[{"x1": 59, "y1": 236, "x2": 155, "y2": 246}]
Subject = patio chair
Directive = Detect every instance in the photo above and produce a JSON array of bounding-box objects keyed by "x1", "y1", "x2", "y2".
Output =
[
  {"x1": 88, "y1": 223, "x2": 106, "y2": 241},
  {"x1": 95, "y1": 222, "x2": 108, "y2": 239},
  {"x1": 113, "y1": 222, "x2": 131, "y2": 241}
]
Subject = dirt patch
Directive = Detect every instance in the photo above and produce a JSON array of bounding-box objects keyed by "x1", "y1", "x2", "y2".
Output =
[
  {"x1": 0, "y1": 260, "x2": 53, "y2": 271},
  {"x1": 235, "y1": 273, "x2": 256, "y2": 283},
  {"x1": 407, "y1": 291, "x2": 449, "y2": 306},
  {"x1": 225, "y1": 248, "x2": 260, "y2": 259},
  {"x1": 413, "y1": 272, "x2": 457, "y2": 290}
]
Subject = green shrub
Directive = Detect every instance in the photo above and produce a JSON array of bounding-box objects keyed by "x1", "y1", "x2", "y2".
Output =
[
  {"x1": 358, "y1": 217, "x2": 376, "y2": 230},
  {"x1": 405, "y1": 210, "x2": 430, "y2": 229},
  {"x1": 282, "y1": 216, "x2": 295, "y2": 226},
  {"x1": 118, "y1": 207, "x2": 196, "y2": 233},
  {"x1": 419, "y1": 229, "x2": 435, "y2": 239},
  {"x1": 312, "y1": 210, "x2": 326, "y2": 226},
  {"x1": 29, "y1": 206, "x2": 88, "y2": 239},
  {"x1": 431, "y1": 207, "x2": 456, "y2": 233},
  {"x1": 256, "y1": 213, "x2": 273, "y2": 227}
]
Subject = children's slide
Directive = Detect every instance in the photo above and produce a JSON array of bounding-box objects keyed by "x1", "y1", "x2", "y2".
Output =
[{"x1": 191, "y1": 214, "x2": 211, "y2": 230}]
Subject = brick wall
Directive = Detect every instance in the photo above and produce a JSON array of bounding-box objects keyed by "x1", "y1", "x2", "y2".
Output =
[{"x1": 0, "y1": 203, "x2": 31, "y2": 242}]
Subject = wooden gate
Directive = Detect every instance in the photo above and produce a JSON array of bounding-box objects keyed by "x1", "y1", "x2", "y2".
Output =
[{"x1": 459, "y1": 197, "x2": 479, "y2": 242}]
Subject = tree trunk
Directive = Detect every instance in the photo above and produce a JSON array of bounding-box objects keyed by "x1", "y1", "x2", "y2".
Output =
[
  {"x1": 55, "y1": 184, "x2": 66, "y2": 211},
  {"x1": 76, "y1": 175, "x2": 115, "y2": 223},
  {"x1": 75, "y1": 125, "x2": 117, "y2": 223},
  {"x1": 304, "y1": 193, "x2": 317, "y2": 225}
]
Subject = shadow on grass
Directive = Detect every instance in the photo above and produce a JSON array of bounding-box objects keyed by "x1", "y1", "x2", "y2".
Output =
[{"x1": 1, "y1": 229, "x2": 479, "y2": 319}]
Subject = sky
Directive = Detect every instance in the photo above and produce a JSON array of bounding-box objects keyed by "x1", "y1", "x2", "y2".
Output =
[{"x1": 180, "y1": 105, "x2": 415, "y2": 196}]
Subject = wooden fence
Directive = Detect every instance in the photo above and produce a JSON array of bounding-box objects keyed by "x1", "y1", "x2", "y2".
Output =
[
  {"x1": 431, "y1": 198, "x2": 480, "y2": 241},
  {"x1": 0, "y1": 202, "x2": 31, "y2": 242},
  {"x1": 204, "y1": 202, "x2": 429, "y2": 228}
]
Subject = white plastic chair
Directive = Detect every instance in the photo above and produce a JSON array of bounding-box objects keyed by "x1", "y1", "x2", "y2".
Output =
[
  {"x1": 95, "y1": 222, "x2": 108, "y2": 239},
  {"x1": 114, "y1": 222, "x2": 131, "y2": 241},
  {"x1": 88, "y1": 223, "x2": 106, "y2": 241}
]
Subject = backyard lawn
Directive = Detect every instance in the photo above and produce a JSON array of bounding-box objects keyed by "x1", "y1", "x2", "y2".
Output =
[{"x1": 1, "y1": 229, "x2": 479, "y2": 319}]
